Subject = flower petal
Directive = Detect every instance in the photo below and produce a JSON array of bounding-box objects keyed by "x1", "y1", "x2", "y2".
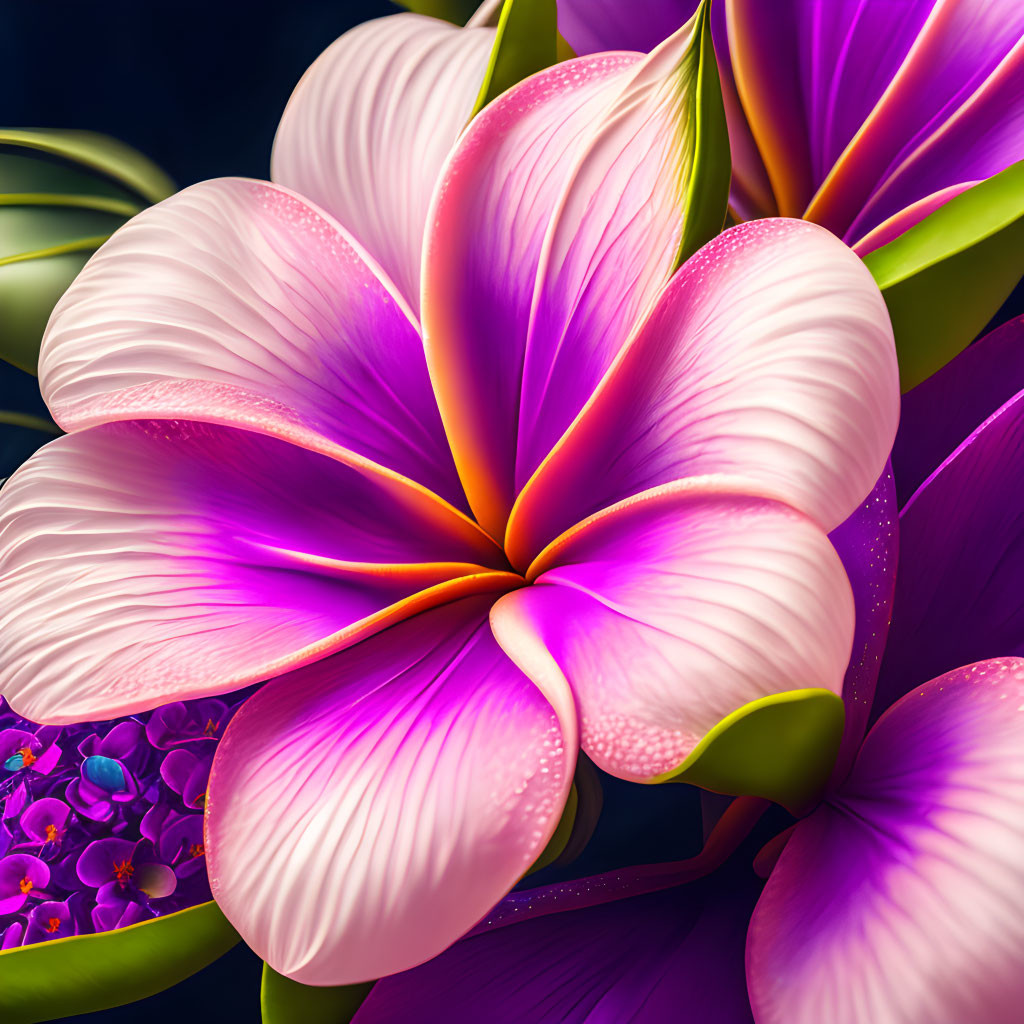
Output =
[
  {"x1": 0, "y1": 421, "x2": 512, "y2": 723},
  {"x1": 206, "y1": 597, "x2": 576, "y2": 985},
  {"x1": 825, "y1": 465, "x2": 899, "y2": 784},
  {"x1": 39, "y1": 177, "x2": 467, "y2": 510},
  {"x1": 271, "y1": 13, "x2": 495, "y2": 313},
  {"x1": 727, "y1": 0, "x2": 936, "y2": 221},
  {"x1": 492, "y1": 479, "x2": 853, "y2": 782},
  {"x1": 557, "y1": 0, "x2": 697, "y2": 55},
  {"x1": 875, "y1": 387, "x2": 1024, "y2": 713},
  {"x1": 848, "y1": 41, "x2": 1024, "y2": 244},
  {"x1": 425, "y1": 14, "x2": 723, "y2": 535},
  {"x1": 506, "y1": 219, "x2": 898, "y2": 567},
  {"x1": 422, "y1": 52, "x2": 637, "y2": 535},
  {"x1": 355, "y1": 865, "x2": 759, "y2": 1023},
  {"x1": 748, "y1": 657, "x2": 1024, "y2": 1024},
  {"x1": 893, "y1": 315, "x2": 1024, "y2": 506},
  {"x1": 799, "y1": 0, "x2": 1024, "y2": 237}
]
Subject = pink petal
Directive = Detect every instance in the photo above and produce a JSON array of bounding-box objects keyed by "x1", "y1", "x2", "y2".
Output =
[
  {"x1": 748, "y1": 657, "x2": 1024, "y2": 1024},
  {"x1": 271, "y1": 13, "x2": 495, "y2": 313},
  {"x1": 851, "y1": 180, "x2": 979, "y2": 255},
  {"x1": 506, "y1": 219, "x2": 898, "y2": 568},
  {"x1": 801, "y1": 0, "x2": 1024, "y2": 237},
  {"x1": 39, "y1": 177, "x2": 467, "y2": 511},
  {"x1": 205, "y1": 598, "x2": 576, "y2": 985},
  {"x1": 423, "y1": 52, "x2": 639, "y2": 536},
  {"x1": 492, "y1": 479, "x2": 853, "y2": 782},
  {"x1": 0, "y1": 422, "x2": 513, "y2": 724},
  {"x1": 425, "y1": 16, "x2": 717, "y2": 536}
]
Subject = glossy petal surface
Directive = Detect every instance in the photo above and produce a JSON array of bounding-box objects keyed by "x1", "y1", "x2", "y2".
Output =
[
  {"x1": 749, "y1": 658, "x2": 1024, "y2": 1024},
  {"x1": 206, "y1": 598, "x2": 576, "y2": 985},
  {"x1": 272, "y1": 13, "x2": 494, "y2": 313},
  {"x1": 507, "y1": 219, "x2": 898, "y2": 565},
  {"x1": 826, "y1": 465, "x2": 898, "y2": 782},
  {"x1": 355, "y1": 866, "x2": 759, "y2": 1023},
  {"x1": 425, "y1": 19, "x2": 719, "y2": 535},
  {"x1": 0, "y1": 422, "x2": 503, "y2": 723},
  {"x1": 39, "y1": 177, "x2": 466, "y2": 509},
  {"x1": 493, "y1": 481, "x2": 853, "y2": 781},
  {"x1": 876, "y1": 389, "x2": 1024, "y2": 711},
  {"x1": 893, "y1": 316, "x2": 1024, "y2": 505}
]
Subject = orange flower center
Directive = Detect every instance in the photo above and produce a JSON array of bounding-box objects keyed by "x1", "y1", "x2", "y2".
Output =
[
  {"x1": 113, "y1": 859, "x2": 134, "y2": 886},
  {"x1": 45, "y1": 917, "x2": 61, "y2": 933},
  {"x1": 18, "y1": 876, "x2": 33, "y2": 895},
  {"x1": 189, "y1": 842, "x2": 205, "y2": 858},
  {"x1": 45, "y1": 823, "x2": 59, "y2": 843},
  {"x1": 17, "y1": 746, "x2": 36, "y2": 768},
  {"x1": 202, "y1": 718, "x2": 219, "y2": 737}
]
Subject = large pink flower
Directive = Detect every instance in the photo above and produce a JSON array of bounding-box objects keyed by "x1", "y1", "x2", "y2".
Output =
[{"x1": 0, "y1": 14, "x2": 898, "y2": 983}]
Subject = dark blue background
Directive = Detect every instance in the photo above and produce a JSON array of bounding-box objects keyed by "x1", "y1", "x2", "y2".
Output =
[{"x1": 3, "y1": 2, "x2": 1024, "y2": 1020}]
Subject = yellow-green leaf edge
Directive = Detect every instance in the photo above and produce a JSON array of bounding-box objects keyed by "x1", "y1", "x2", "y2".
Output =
[
  {"x1": 470, "y1": 0, "x2": 559, "y2": 118},
  {"x1": 674, "y1": 0, "x2": 731, "y2": 268},
  {"x1": 862, "y1": 159, "x2": 1024, "y2": 392},
  {"x1": 655, "y1": 688, "x2": 845, "y2": 816},
  {"x1": 261, "y1": 963, "x2": 373, "y2": 1024},
  {"x1": 0, "y1": 900, "x2": 239, "y2": 1024}
]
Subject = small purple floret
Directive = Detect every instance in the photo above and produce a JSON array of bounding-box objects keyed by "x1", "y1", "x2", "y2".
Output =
[{"x1": 0, "y1": 692, "x2": 247, "y2": 949}]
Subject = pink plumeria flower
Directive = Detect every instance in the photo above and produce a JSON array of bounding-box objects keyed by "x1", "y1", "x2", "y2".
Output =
[{"x1": 0, "y1": 14, "x2": 898, "y2": 983}]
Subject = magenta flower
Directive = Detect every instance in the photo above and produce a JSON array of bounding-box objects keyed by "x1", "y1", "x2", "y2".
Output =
[
  {"x1": 348, "y1": 660, "x2": 1024, "y2": 1024},
  {"x1": 558, "y1": 0, "x2": 1024, "y2": 251},
  {"x1": 351, "y1": 315, "x2": 1024, "y2": 1022},
  {"x1": 0, "y1": 16, "x2": 898, "y2": 982}
]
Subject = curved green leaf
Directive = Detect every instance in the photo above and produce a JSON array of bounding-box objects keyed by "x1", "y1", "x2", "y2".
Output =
[
  {"x1": 470, "y1": 0, "x2": 558, "y2": 117},
  {"x1": 862, "y1": 160, "x2": 1024, "y2": 391},
  {"x1": 393, "y1": 0, "x2": 481, "y2": 24},
  {"x1": 0, "y1": 901, "x2": 239, "y2": 1024},
  {"x1": 658, "y1": 689, "x2": 845, "y2": 816},
  {"x1": 673, "y1": 0, "x2": 731, "y2": 268},
  {"x1": 261, "y1": 963, "x2": 373, "y2": 1024},
  {"x1": 0, "y1": 131, "x2": 173, "y2": 374},
  {"x1": 0, "y1": 410, "x2": 61, "y2": 434},
  {"x1": 0, "y1": 130, "x2": 174, "y2": 205}
]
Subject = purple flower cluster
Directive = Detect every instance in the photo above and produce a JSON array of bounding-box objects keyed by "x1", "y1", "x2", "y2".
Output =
[{"x1": 0, "y1": 693, "x2": 247, "y2": 949}]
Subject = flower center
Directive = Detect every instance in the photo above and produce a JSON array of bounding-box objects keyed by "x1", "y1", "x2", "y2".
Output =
[
  {"x1": 202, "y1": 718, "x2": 219, "y2": 737},
  {"x1": 113, "y1": 859, "x2": 134, "y2": 886},
  {"x1": 189, "y1": 842, "x2": 205, "y2": 859},
  {"x1": 45, "y1": 823, "x2": 59, "y2": 843},
  {"x1": 18, "y1": 875, "x2": 33, "y2": 895},
  {"x1": 3, "y1": 746, "x2": 36, "y2": 771},
  {"x1": 45, "y1": 917, "x2": 61, "y2": 933}
]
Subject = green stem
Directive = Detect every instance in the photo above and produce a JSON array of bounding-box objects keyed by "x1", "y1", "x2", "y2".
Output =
[
  {"x1": 0, "y1": 234, "x2": 109, "y2": 267},
  {"x1": 0, "y1": 410, "x2": 63, "y2": 435},
  {"x1": 0, "y1": 192, "x2": 141, "y2": 218}
]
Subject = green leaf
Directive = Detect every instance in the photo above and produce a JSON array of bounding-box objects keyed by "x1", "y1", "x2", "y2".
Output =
[
  {"x1": 862, "y1": 160, "x2": 1024, "y2": 391},
  {"x1": 470, "y1": 0, "x2": 559, "y2": 118},
  {"x1": 659, "y1": 689, "x2": 845, "y2": 816},
  {"x1": 392, "y1": 0, "x2": 481, "y2": 24},
  {"x1": 0, "y1": 901, "x2": 239, "y2": 1024},
  {"x1": 261, "y1": 963, "x2": 373, "y2": 1024},
  {"x1": 0, "y1": 131, "x2": 174, "y2": 374},
  {"x1": 673, "y1": 0, "x2": 731, "y2": 268},
  {"x1": 0, "y1": 410, "x2": 61, "y2": 434},
  {"x1": 0, "y1": 130, "x2": 174, "y2": 205}
]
